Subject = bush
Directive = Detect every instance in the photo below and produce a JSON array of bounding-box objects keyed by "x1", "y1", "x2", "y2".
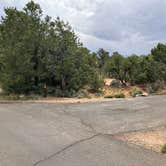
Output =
[
  {"x1": 146, "y1": 80, "x2": 165, "y2": 94},
  {"x1": 104, "y1": 95, "x2": 113, "y2": 98},
  {"x1": 130, "y1": 88, "x2": 143, "y2": 97},
  {"x1": 76, "y1": 89, "x2": 89, "y2": 98},
  {"x1": 89, "y1": 72, "x2": 103, "y2": 92},
  {"x1": 0, "y1": 94, "x2": 39, "y2": 100},
  {"x1": 152, "y1": 81, "x2": 164, "y2": 92},
  {"x1": 110, "y1": 80, "x2": 121, "y2": 88},
  {"x1": 104, "y1": 93, "x2": 125, "y2": 98},
  {"x1": 145, "y1": 86, "x2": 154, "y2": 94},
  {"x1": 161, "y1": 144, "x2": 166, "y2": 153},
  {"x1": 114, "y1": 93, "x2": 125, "y2": 98}
]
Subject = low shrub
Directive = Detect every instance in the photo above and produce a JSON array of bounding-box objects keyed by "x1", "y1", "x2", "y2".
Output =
[
  {"x1": 130, "y1": 88, "x2": 143, "y2": 97},
  {"x1": 0, "y1": 94, "x2": 39, "y2": 100},
  {"x1": 146, "y1": 86, "x2": 154, "y2": 94},
  {"x1": 104, "y1": 95, "x2": 113, "y2": 98},
  {"x1": 161, "y1": 144, "x2": 166, "y2": 153},
  {"x1": 90, "y1": 75, "x2": 103, "y2": 92},
  {"x1": 104, "y1": 93, "x2": 125, "y2": 98},
  {"x1": 76, "y1": 89, "x2": 89, "y2": 98},
  {"x1": 146, "y1": 80, "x2": 165, "y2": 94},
  {"x1": 114, "y1": 93, "x2": 125, "y2": 98},
  {"x1": 110, "y1": 80, "x2": 121, "y2": 88}
]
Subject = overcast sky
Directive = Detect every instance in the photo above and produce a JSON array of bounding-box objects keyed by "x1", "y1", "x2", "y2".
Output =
[{"x1": 0, "y1": 0, "x2": 166, "y2": 55}]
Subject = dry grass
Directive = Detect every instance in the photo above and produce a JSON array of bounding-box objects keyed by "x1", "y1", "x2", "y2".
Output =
[{"x1": 102, "y1": 86, "x2": 143, "y2": 98}]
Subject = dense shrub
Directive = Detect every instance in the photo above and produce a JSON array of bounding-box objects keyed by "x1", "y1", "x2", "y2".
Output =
[
  {"x1": 161, "y1": 144, "x2": 166, "y2": 153},
  {"x1": 90, "y1": 75, "x2": 103, "y2": 92},
  {"x1": 75, "y1": 89, "x2": 89, "y2": 98},
  {"x1": 104, "y1": 95, "x2": 113, "y2": 98},
  {"x1": 130, "y1": 88, "x2": 143, "y2": 97},
  {"x1": 104, "y1": 93, "x2": 125, "y2": 98},
  {"x1": 114, "y1": 93, "x2": 125, "y2": 98},
  {"x1": 0, "y1": 94, "x2": 39, "y2": 100},
  {"x1": 110, "y1": 80, "x2": 121, "y2": 88},
  {"x1": 146, "y1": 81, "x2": 165, "y2": 94},
  {"x1": 0, "y1": 1, "x2": 102, "y2": 95}
]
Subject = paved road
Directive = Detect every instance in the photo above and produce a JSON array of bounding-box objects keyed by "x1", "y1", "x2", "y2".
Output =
[{"x1": 0, "y1": 95, "x2": 166, "y2": 166}]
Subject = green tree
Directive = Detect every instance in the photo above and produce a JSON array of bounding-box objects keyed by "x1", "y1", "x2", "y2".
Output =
[
  {"x1": 151, "y1": 43, "x2": 166, "y2": 82},
  {"x1": 97, "y1": 48, "x2": 110, "y2": 76},
  {"x1": 0, "y1": 1, "x2": 102, "y2": 95},
  {"x1": 109, "y1": 52, "x2": 128, "y2": 85},
  {"x1": 151, "y1": 43, "x2": 166, "y2": 64},
  {"x1": 0, "y1": 8, "x2": 34, "y2": 93},
  {"x1": 126, "y1": 54, "x2": 142, "y2": 85}
]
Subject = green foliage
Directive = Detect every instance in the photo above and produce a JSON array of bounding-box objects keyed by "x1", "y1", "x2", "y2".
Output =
[
  {"x1": 104, "y1": 93, "x2": 125, "y2": 98},
  {"x1": 0, "y1": 1, "x2": 165, "y2": 97},
  {"x1": 0, "y1": 1, "x2": 101, "y2": 96},
  {"x1": 161, "y1": 144, "x2": 166, "y2": 153},
  {"x1": 106, "y1": 52, "x2": 165, "y2": 86},
  {"x1": 104, "y1": 95, "x2": 113, "y2": 98},
  {"x1": 125, "y1": 55, "x2": 142, "y2": 85},
  {"x1": 114, "y1": 93, "x2": 125, "y2": 98},
  {"x1": 97, "y1": 48, "x2": 110, "y2": 76},
  {"x1": 76, "y1": 89, "x2": 89, "y2": 98},
  {"x1": 130, "y1": 88, "x2": 143, "y2": 97},
  {"x1": 89, "y1": 73, "x2": 103, "y2": 92},
  {"x1": 110, "y1": 80, "x2": 121, "y2": 88},
  {"x1": 151, "y1": 43, "x2": 166, "y2": 64},
  {"x1": 108, "y1": 52, "x2": 128, "y2": 85},
  {"x1": 0, "y1": 94, "x2": 39, "y2": 100},
  {"x1": 146, "y1": 81, "x2": 165, "y2": 94}
]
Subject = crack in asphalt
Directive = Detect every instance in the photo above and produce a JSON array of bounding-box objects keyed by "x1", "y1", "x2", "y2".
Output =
[
  {"x1": 60, "y1": 104, "x2": 165, "y2": 137},
  {"x1": 32, "y1": 103, "x2": 166, "y2": 166},
  {"x1": 61, "y1": 105, "x2": 97, "y2": 134},
  {"x1": 32, "y1": 134, "x2": 100, "y2": 166},
  {"x1": 32, "y1": 105, "x2": 100, "y2": 166}
]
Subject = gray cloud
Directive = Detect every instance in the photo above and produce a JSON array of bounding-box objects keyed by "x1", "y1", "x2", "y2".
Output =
[{"x1": 0, "y1": 0, "x2": 166, "y2": 55}]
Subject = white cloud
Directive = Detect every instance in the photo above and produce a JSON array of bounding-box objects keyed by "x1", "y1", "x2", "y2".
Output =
[{"x1": 78, "y1": 31, "x2": 161, "y2": 55}]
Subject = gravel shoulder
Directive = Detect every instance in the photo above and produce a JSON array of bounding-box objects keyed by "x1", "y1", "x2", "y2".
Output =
[{"x1": 115, "y1": 126, "x2": 166, "y2": 153}]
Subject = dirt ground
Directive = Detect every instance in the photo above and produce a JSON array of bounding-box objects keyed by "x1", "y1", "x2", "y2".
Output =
[
  {"x1": 102, "y1": 86, "x2": 136, "y2": 98},
  {"x1": 36, "y1": 97, "x2": 104, "y2": 103},
  {"x1": 115, "y1": 126, "x2": 166, "y2": 153}
]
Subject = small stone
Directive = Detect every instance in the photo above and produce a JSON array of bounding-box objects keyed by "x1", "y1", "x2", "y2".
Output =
[{"x1": 142, "y1": 92, "x2": 149, "y2": 97}]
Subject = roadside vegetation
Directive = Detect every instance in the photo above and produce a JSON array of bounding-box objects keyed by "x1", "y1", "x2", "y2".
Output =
[
  {"x1": 0, "y1": 1, "x2": 165, "y2": 99},
  {"x1": 104, "y1": 93, "x2": 125, "y2": 99},
  {"x1": 130, "y1": 88, "x2": 143, "y2": 97},
  {"x1": 161, "y1": 144, "x2": 166, "y2": 154}
]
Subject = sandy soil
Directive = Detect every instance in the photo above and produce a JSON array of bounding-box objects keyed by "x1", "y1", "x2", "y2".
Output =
[
  {"x1": 115, "y1": 126, "x2": 166, "y2": 153},
  {"x1": 0, "y1": 97, "x2": 107, "y2": 104},
  {"x1": 36, "y1": 97, "x2": 105, "y2": 103},
  {"x1": 102, "y1": 86, "x2": 133, "y2": 98}
]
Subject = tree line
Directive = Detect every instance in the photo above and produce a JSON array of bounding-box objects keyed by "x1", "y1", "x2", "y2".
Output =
[
  {"x1": 98, "y1": 47, "x2": 166, "y2": 86},
  {"x1": 0, "y1": 1, "x2": 165, "y2": 96}
]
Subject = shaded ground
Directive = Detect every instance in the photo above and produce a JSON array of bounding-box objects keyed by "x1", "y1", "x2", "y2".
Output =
[{"x1": 0, "y1": 95, "x2": 166, "y2": 166}]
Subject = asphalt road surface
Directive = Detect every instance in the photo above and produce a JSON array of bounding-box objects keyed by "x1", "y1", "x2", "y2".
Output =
[{"x1": 0, "y1": 95, "x2": 166, "y2": 166}]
